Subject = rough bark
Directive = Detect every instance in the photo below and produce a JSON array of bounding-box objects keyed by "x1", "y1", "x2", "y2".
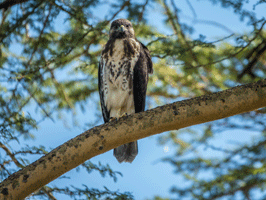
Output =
[{"x1": 1, "y1": 79, "x2": 266, "y2": 200}]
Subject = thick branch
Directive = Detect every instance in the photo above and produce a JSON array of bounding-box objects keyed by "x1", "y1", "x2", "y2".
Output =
[
  {"x1": 0, "y1": 141, "x2": 57, "y2": 199},
  {"x1": 1, "y1": 79, "x2": 266, "y2": 199}
]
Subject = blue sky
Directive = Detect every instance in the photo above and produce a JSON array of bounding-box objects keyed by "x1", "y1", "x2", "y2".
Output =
[{"x1": 7, "y1": 0, "x2": 266, "y2": 199}]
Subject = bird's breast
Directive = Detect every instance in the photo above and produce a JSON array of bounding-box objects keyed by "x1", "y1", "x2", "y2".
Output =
[
  {"x1": 103, "y1": 38, "x2": 140, "y2": 89},
  {"x1": 101, "y1": 38, "x2": 140, "y2": 116}
]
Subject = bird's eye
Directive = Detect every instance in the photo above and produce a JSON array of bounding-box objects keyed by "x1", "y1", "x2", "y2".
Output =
[{"x1": 125, "y1": 24, "x2": 130, "y2": 28}]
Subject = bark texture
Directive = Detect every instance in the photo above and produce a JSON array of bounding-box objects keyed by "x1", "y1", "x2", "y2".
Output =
[{"x1": 1, "y1": 79, "x2": 266, "y2": 200}]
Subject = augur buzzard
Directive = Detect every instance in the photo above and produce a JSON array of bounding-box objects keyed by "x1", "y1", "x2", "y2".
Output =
[{"x1": 98, "y1": 19, "x2": 153, "y2": 163}]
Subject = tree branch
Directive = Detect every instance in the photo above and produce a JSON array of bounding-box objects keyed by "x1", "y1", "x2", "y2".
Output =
[
  {"x1": 238, "y1": 40, "x2": 266, "y2": 80},
  {"x1": 0, "y1": 0, "x2": 29, "y2": 10},
  {"x1": 0, "y1": 142, "x2": 57, "y2": 199},
  {"x1": 1, "y1": 79, "x2": 266, "y2": 199}
]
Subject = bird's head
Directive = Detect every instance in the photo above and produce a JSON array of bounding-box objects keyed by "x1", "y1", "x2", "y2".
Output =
[{"x1": 109, "y1": 19, "x2": 135, "y2": 39}]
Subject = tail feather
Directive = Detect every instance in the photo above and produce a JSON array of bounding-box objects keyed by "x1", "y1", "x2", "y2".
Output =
[{"x1": 113, "y1": 141, "x2": 138, "y2": 163}]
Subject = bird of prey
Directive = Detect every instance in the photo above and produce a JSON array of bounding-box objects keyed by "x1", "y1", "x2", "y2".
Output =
[{"x1": 98, "y1": 19, "x2": 153, "y2": 163}]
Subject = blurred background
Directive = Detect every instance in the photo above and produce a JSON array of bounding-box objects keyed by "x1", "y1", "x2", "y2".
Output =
[{"x1": 0, "y1": 0, "x2": 266, "y2": 199}]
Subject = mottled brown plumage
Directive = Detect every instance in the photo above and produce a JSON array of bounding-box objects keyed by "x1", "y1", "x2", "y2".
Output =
[{"x1": 98, "y1": 19, "x2": 153, "y2": 163}]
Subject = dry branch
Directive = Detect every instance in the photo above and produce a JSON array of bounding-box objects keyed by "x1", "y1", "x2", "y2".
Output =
[{"x1": 1, "y1": 79, "x2": 266, "y2": 199}]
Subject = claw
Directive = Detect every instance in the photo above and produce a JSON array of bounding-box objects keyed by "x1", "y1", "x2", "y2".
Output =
[
  {"x1": 109, "y1": 117, "x2": 118, "y2": 122},
  {"x1": 109, "y1": 113, "x2": 128, "y2": 122},
  {"x1": 120, "y1": 112, "x2": 128, "y2": 117}
]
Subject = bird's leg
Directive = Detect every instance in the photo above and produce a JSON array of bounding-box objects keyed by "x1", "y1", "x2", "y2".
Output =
[
  {"x1": 109, "y1": 117, "x2": 118, "y2": 122},
  {"x1": 109, "y1": 110, "x2": 128, "y2": 122}
]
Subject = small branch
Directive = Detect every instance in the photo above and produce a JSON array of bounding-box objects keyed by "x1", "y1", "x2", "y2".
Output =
[
  {"x1": 186, "y1": 0, "x2": 197, "y2": 19},
  {"x1": 0, "y1": 1, "x2": 43, "y2": 43},
  {"x1": 191, "y1": 18, "x2": 234, "y2": 34},
  {"x1": 138, "y1": 0, "x2": 149, "y2": 22},
  {"x1": 0, "y1": 0, "x2": 29, "y2": 10},
  {"x1": 47, "y1": 66, "x2": 74, "y2": 109},
  {"x1": 20, "y1": 83, "x2": 54, "y2": 122},
  {"x1": 163, "y1": 0, "x2": 199, "y2": 68},
  {"x1": 0, "y1": 142, "x2": 24, "y2": 168},
  {"x1": 238, "y1": 40, "x2": 266, "y2": 80},
  {"x1": 185, "y1": 20, "x2": 266, "y2": 69},
  {"x1": 49, "y1": 0, "x2": 92, "y2": 28},
  {"x1": 108, "y1": 0, "x2": 130, "y2": 22},
  {"x1": 0, "y1": 162, "x2": 11, "y2": 176},
  {"x1": 27, "y1": 5, "x2": 52, "y2": 64}
]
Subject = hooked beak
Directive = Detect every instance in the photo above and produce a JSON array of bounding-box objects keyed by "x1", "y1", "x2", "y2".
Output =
[{"x1": 119, "y1": 25, "x2": 125, "y2": 32}]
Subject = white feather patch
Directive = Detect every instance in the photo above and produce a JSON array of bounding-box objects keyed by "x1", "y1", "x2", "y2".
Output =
[{"x1": 102, "y1": 38, "x2": 140, "y2": 118}]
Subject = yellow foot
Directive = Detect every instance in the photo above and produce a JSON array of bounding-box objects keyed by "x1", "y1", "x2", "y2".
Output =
[
  {"x1": 109, "y1": 113, "x2": 128, "y2": 122},
  {"x1": 120, "y1": 112, "x2": 128, "y2": 117},
  {"x1": 109, "y1": 117, "x2": 118, "y2": 122}
]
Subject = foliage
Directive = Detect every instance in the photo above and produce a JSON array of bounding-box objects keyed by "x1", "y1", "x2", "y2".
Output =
[{"x1": 0, "y1": 0, "x2": 266, "y2": 199}]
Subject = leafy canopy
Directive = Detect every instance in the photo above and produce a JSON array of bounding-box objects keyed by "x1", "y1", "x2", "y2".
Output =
[{"x1": 0, "y1": 0, "x2": 266, "y2": 199}]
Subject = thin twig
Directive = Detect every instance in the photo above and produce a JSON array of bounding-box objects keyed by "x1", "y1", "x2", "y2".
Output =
[{"x1": 185, "y1": 20, "x2": 266, "y2": 69}]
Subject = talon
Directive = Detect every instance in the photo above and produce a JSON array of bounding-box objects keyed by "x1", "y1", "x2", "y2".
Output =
[
  {"x1": 121, "y1": 112, "x2": 128, "y2": 117},
  {"x1": 109, "y1": 117, "x2": 118, "y2": 122}
]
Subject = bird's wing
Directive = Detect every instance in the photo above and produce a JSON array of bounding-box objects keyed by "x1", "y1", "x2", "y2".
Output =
[
  {"x1": 140, "y1": 42, "x2": 153, "y2": 74},
  {"x1": 133, "y1": 42, "x2": 153, "y2": 113},
  {"x1": 98, "y1": 57, "x2": 110, "y2": 123}
]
